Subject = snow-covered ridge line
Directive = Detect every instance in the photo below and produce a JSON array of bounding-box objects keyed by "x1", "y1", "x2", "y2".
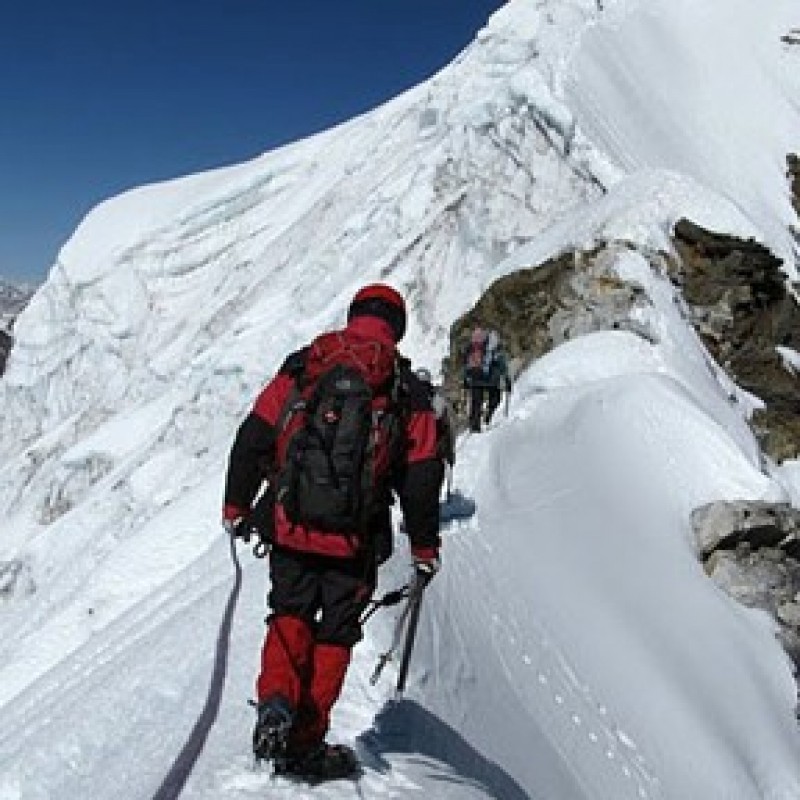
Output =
[
  {"x1": 2, "y1": 0, "x2": 800, "y2": 797},
  {"x1": 565, "y1": 0, "x2": 800, "y2": 277}
]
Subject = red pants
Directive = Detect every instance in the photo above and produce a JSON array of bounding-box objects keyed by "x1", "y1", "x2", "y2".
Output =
[
  {"x1": 256, "y1": 547, "x2": 375, "y2": 752},
  {"x1": 257, "y1": 616, "x2": 351, "y2": 751}
]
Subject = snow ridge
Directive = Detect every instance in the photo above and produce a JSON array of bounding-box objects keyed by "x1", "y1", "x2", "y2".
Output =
[{"x1": 2, "y1": 1, "x2": 800, "y2": 798}]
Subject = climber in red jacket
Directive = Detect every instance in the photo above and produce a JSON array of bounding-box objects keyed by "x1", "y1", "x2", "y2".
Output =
[{"x1": 222, "y1": 283, "x2": 443, "y2": 780}]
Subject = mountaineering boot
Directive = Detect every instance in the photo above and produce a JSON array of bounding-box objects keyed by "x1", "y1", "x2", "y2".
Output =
[
  {"x1": 252, "y1": 695, "x2": 294, "y2": 760},
  {"x1": 274, "y1": 742, "x2": 359, "y2": 782}
]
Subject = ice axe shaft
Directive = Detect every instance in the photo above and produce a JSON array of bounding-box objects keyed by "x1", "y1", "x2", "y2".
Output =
[
  {"x1": 395, "y1": 571, "x2": 427, "y2": 697},
  {"x1": 369, "y1": 582, "x2": 416, "y2": 685},
  {"x1": 369, "y1": 570, "x2": 427, "y2": 692}
]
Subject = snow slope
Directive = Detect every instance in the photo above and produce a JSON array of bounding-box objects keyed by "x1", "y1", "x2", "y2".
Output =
[
  {"x1": 566, "y1": 0, "x2": 800, "y2": 277},
  {"x1": 1, "y1": 1, "x2": 800, "y2": 798}
]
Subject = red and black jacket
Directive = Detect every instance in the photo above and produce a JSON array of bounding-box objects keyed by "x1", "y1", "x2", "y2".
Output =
[{"x1": 223, "y1": 315, "x2": 443, "y2": 559}]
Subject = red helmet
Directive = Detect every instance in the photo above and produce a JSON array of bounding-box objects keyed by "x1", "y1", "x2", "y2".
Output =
[{"x1": 347, "y1": 283, "x2": 407, "y2": 341}]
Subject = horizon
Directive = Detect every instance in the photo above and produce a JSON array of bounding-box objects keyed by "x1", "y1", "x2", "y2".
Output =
[{"x1": 1, "y1": 0, "x2": 500, "y2": 285}]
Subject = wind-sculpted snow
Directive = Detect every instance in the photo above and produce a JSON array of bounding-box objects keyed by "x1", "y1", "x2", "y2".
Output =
[
  {"x1": 0, "y1": 0, "x2": 610, "y2": 579},
  {"x1": 422, "y1": 367, "x2": 797, "y2": 799},
  {"x1": 566, "y1": 0, "x2": 800, "y2": 279},
  {"x1": 1, "y1": 0, "x2": 800, "y2": 798}
]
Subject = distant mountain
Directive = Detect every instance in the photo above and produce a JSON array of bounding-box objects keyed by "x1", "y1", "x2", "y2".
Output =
[
  {"x1": 0, "y1": 280, "x2": 34, "y2": 329},
  {"x1": 0, "y1": 279, "x2": 35, "y2": 375}
]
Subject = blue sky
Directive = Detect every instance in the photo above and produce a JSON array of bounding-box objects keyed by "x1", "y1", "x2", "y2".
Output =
[{"x1": 1, "y1": 0, "x2": 501, "y2": 284}]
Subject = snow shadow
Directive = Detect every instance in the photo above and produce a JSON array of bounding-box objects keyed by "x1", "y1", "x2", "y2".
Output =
[
  {"x1": 440, "y1": 490, "x2": 477, "y2": 525},
  {"x1": 358, "y1": 699, "x2": 531, "y2": 800}
]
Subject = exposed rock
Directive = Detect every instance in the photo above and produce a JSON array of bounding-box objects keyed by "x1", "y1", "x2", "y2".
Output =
[
  {"x1": 692, "y1": 500, "x2": 800, "y2": 555},
  {"x1": 707, "y1": 546, "x2": 800, "y2": 671},
  {"x1": 778, "y1": 601, "x2": 800, "y2": 628},
  {"x1": 670, "y1": 219, "x2": 800, "y2": 461},
  {"x1": 693, "y1": 499, "x2": 800, "y2": 689}
]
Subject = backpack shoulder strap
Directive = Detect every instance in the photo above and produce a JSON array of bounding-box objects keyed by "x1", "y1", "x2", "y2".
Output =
[{"x1": 274, "y1": 346, "x2": 309, "y2": 435}]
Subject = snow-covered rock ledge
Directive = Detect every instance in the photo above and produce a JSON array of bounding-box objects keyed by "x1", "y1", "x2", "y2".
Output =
[
  {"x1": 668, "y1": 219, "x2": 800, "y2": 461},
  {"x1": 693, "y1": 500, "x2": 800, "y2": 697}
]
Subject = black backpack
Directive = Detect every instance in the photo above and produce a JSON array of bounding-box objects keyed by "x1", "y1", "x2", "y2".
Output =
[{"x1": 274, "y1": 334, "x2": 400, "y2": 536}]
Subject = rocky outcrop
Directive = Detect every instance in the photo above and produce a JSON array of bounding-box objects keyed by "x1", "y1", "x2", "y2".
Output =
[
  {"x1": 444, "y1": 217, "x2": 800, "y2": 457},
  {"x1": 441, "y1": 243, "x2": 653, "y2": 410},
  {"x1": 693, "y1": 500, "x2": 800, "y2": 677},
  {"x1": 669, "y1": 219, "x2": 800, "y2": 461},
  {"x1": 693, "y1": 501, "x2": 800, "y2": 558}
]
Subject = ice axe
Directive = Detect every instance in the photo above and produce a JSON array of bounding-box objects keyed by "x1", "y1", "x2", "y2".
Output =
[
  {"x1": 369, "y1": 568, "x2": 429, "y2": 697},
  {"x1": 395, "y1": 568, "x2": 430, "y2": 696}
]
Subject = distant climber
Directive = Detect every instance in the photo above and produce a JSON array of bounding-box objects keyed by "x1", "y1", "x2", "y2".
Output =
[{"x1": 463, "y1": 327, "x2": 512, "y2": 432}]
